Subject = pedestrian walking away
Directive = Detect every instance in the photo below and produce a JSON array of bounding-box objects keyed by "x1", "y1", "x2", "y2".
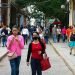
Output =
[
  {"x1": 44, "y1": 27, "x2": 49, "y2": 44},
  {"x1": 0, "y1": 25, "x2": 2, "y2": 46},
  {"x1": 52, "y1": 25, "x2": 57, "y2": 43},
  {"x1": 6, "y1": 25, "x2": 24, "y2": 75},
  {"x1": 57, "y1": 26, "x2": 61, "y2": 42},
  {"x1": 1, "y1": 25, "x2": 8, "y2": 47},
  {"x1": 61, "y1": 26, "x2": 66, "y2": 42},
  {"x1": 66, "y1": 26, "x2": 73, "y2": 42},
  {"x1": 26, "y1": 32, "x2": 46, "y2": 75},
  {"x1": 21, "y1": 25, "x2": 29, "y2": 45},
  {"x1": 69, "y1": 28, "x2": 75, "y2": 55}
]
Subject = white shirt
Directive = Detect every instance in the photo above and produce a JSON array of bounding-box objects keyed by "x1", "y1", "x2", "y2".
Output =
[
  {"x1": 39, "y1": 33, "x2": 44, "y2": 39},
  {"x1": 57, "y1": 28, "x2": 61, "y2": 34},
  {"x1": 7, "y1": 27, "x2": 11, "y2": 34},
  {"x1": 21, "y1": 28, "x2": 29, "y2": 35},
  {"x1": 0, "y1": 28, "x2": 2, "y2": 35}
]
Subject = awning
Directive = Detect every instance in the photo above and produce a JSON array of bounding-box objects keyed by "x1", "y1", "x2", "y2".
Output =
[{"x1": 53, "y1": 21, "x2": 62, "y2": 25}]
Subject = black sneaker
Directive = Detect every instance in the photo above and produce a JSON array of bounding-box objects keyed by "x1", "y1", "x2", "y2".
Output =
[{"x1": 70, "y1": 52, "x2": 72, "y2": 55}]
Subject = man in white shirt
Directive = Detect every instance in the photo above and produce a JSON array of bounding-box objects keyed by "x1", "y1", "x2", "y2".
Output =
[
  {"x1": 57, "y1": 26, "x2": 61, "y2": 42},
  {"x1": 21, "y1": 26, "x2": 29, "y2": 45}
]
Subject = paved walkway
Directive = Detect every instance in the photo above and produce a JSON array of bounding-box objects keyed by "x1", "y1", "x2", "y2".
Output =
[
  {"x1": 0, "y1": 44, "x2": 73, "y2": 75},
  {"x1": 50, "y1": 39, "x2": 75, "y2": 74},
  {"x1": 0, "y1": 47, "x2": 8, "y2": 61}
]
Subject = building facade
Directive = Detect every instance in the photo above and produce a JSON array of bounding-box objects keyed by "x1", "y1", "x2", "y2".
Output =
[
  {"x1": 69, "y1": 0, "x2": 75, "y2": 26},
  {"x1": 0, "y1": 0, "x2": 11, "y2": 26},
  {"x1": 0, "y1": 0, "x2": 29, "y2": 28}
]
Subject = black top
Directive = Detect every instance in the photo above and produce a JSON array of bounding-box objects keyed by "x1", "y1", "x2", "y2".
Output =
[{"x1": 1, "y1": 28, "x2": 8, "y2": 37}]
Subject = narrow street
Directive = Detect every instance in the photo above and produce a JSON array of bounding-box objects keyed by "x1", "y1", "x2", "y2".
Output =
[{"x1": 0, "y1": 43, "x2": 73, "y2": 75}]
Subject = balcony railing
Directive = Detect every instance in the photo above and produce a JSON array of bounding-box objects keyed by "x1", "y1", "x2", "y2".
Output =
[{"x1": 0, "y1": 3, "x2": 10, "y2": 8}]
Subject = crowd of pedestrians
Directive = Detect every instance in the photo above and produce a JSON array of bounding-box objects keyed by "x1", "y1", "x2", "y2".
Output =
[
  {"x1": 1, "y1": 24, "x2": 49, "y2": 75},
  {"x1": 52, "y1": 25, "x2": 74, "y2": 43},
  {"x1": 1, "y1": 23, "x2": 75, "y2": 75},
  {"x1": 51, "y1": 25, "x2": 75, "y2": 56},
  {"x1": 0, "y1": 24, "x2": 11, "y2": 47}
]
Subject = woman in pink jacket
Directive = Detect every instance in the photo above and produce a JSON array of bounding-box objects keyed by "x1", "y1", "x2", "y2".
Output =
[{"x1": 6, "y1": 25, "x2": 24, "y2": 75}]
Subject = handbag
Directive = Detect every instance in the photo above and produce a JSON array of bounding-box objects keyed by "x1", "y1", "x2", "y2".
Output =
[
  {"x1": 40, "y1": 56, "x2": 51, "y2": 71},
  {"x1": 7, "y1": 51, "x2": 17, "y2": 60}
]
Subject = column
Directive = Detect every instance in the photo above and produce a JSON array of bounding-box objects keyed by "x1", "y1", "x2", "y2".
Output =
[
  {"x1": 7, "y1": 0, "x2": 10, "y2": 26},
  {"x1": 73, "y1": 0, "x2": 75, "y2": 25},
  {"x1": 0, "y1": 0, "x2": 1, "y2": 25},
  {"x1": 69, "y1": 0, "x2": 73, "y2": 26}
]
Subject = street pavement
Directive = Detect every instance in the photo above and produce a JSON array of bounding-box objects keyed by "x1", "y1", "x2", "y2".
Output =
[
  {"x1": 0, "y1": 47, "x2": 8, "y2": 61},
  {"x1": 50, "y1": 39, "x2": 75, "y2": 75},
  {"x1": 0, "y1": 43, "x2": 73, "y2": 75}
]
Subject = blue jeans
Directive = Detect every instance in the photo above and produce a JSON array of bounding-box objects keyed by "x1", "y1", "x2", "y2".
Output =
[
  {"x1": 44, "y1": 36, "x2": 49, "y2": 44},
  {"x1": 52, "y1": 34, "x2": 57, "y2": 43},
  {"x1": 2, "y1": 37, "x2": 7, "y2": 47},
  {"x1": 10, "y1": 56, "x2": 21, "y2": 75},
  {"x1": 62, "y1": 34, "x2": 66, "y2": 42},
  {"x1": 31, "y1": 58, "x2": 42, "y2": 75}
]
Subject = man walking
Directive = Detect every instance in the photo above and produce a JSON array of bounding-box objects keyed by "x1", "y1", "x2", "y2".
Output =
[{"x1": 52, "y1": 25, "x2": 57, "y2": 43}]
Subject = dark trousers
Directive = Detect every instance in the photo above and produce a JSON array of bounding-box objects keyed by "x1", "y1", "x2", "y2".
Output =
[
  {"x1": 44, "y1": 36, "x2": 49, "y2": 44},
  {"x1": 62, "y1": 34, "x2": 66, "y2": 42},
  {"x1": 31, "y1": 58, "x2": 42, "y2": 75},
  {"x1": 22, "y1": 34, "x2": 28, "y2": 44},
  {"x1": 57, "y1": 34, "x2": 61, "y2": 42},
  {"x1": 10, "y1": 56, "x2": 21, "y2": 75}
]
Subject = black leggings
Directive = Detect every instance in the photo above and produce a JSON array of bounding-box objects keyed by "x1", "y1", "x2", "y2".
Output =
[
  {"x1": 31, "y1": 58, "x2": 42, "y2": 75},
  {"x1": 57, "y1": 34, "x2": 61, "y2": 42}
]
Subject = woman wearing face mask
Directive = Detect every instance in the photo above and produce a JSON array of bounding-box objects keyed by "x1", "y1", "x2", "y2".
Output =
[
  {"x1": 26, "y1": 32, "x2": 46, "y2": 75},
  {"x1": 6, "y1": 25, "x2": 24, "y2": 75}
]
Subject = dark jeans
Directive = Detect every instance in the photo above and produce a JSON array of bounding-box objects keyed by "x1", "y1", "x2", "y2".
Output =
[
  {"x1": 31, "y1": 58, "x2": 42, "y2": 75},
  {"x1": 57, "y1": 34, "x2": 61, "y2": 42},
  {"x1": 2, "y1": 36, "x2": 7, "y2": 47},
  {"x1": 10, "y1": 56, "x2": 21, "y2": 75},
  {"x1": 44, "y1": 36, "x2": 49, "y2": 44},
  {"x1": 62, "y1": 34, "x2": 66, "y2": 42},
  {"x1": 22, "y1": 34, "x2": 28, "y2": 44}
]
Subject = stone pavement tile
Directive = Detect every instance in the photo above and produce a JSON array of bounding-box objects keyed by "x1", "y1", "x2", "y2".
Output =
[
  {"x1": 0, "y1": 47, "x2": 8, "y2": 60},
  {"x1": 50, "y1": 40, "x2": 75, "y2": 74},
  {"x1": 0, "y1": 44, "x2": 73, "y2": 75}
]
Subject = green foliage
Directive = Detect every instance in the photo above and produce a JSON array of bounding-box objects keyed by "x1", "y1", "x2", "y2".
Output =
[
  {"x1": 15, "y1": 0, "x2": 66, "y2": 23},
  {"x1": 15, "y1": 0, "x2": 66, "y2": 16}
]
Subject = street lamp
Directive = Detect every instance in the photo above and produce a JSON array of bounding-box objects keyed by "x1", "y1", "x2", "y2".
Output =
[
  {"x1": 61, "y1": 5, "x2": 65, "y2": 9},
  {"x1": 67, "y1": 0, "x2": 70, "y2": 2},
  {"x1": 61, "y1": 0, "x2": 70, "y2": 26},
  {"x1": 66, "y1": 0, "x2": 70, "y2": 26}
]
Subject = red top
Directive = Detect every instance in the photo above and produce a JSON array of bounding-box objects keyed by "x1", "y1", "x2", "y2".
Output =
[{"x1": 31, "y1": 42, "x2": 43, "y2": 60}]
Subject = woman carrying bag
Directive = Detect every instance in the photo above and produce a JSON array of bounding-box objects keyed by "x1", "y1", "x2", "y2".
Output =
[
  {"x1": 26, "y1": 32, "x2": 46, "y2": 75},
  {"x1": 6, "y1": 25, "x2": 24, "y2": 75}
]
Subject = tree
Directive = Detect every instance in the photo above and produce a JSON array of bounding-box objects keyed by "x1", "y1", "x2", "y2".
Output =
[{"x1": 15, "y1": 0, "x2": 66, "y2": 24}]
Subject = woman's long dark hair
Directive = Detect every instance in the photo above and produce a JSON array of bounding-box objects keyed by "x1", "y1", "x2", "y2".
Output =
[{"x1": 32, "y1": 32, "x2": 45, "y2": 53}]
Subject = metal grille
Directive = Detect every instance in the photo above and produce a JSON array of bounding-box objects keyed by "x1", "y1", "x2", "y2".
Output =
[{"x1": 0, "y1": 3, "x2": 10, "y2": 8}]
